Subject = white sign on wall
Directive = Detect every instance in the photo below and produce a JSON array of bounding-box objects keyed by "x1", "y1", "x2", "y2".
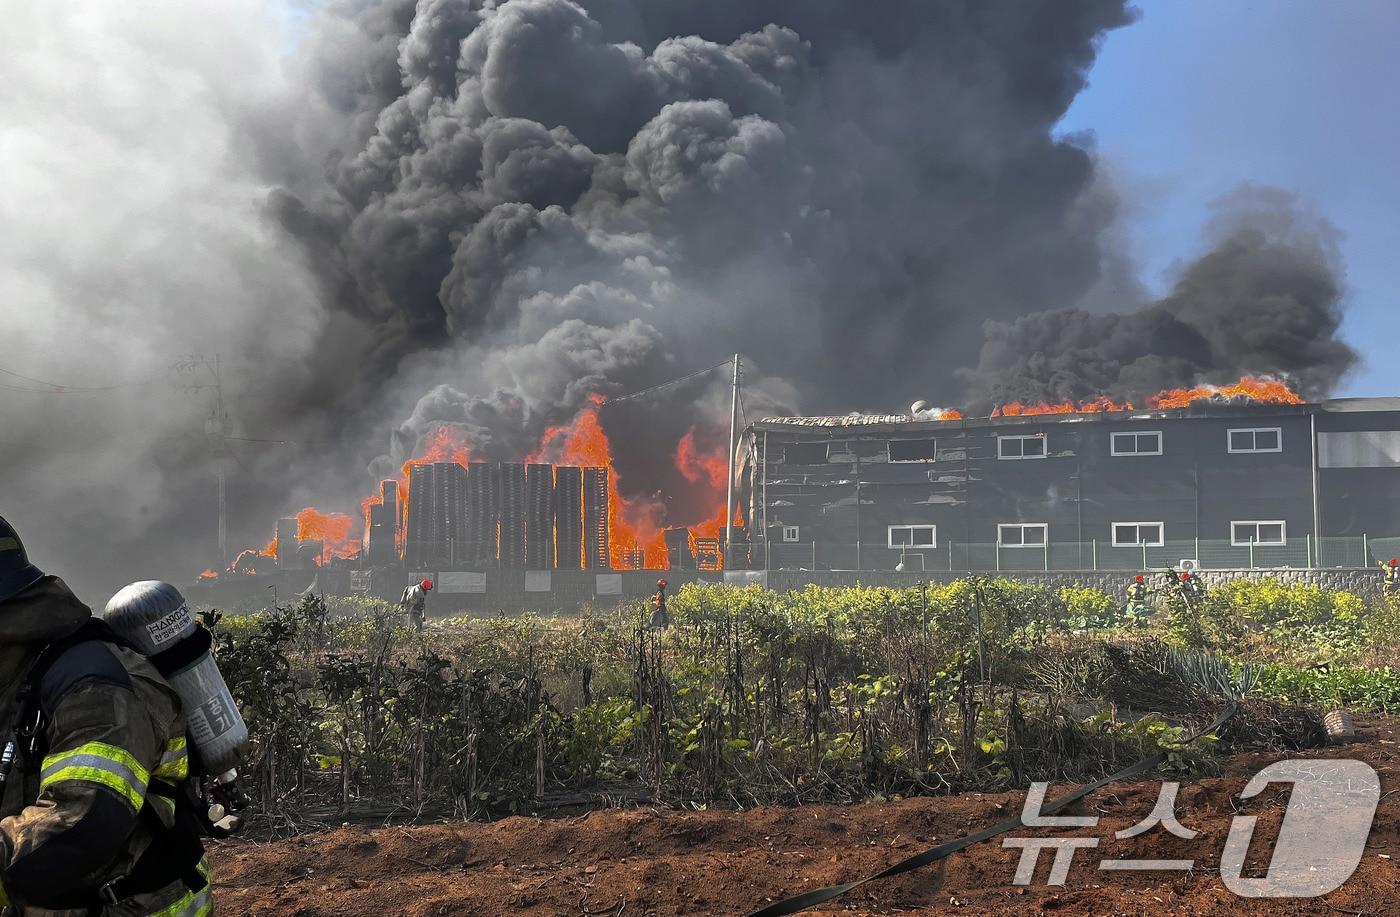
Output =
[
  {"x1": 595, "y1": 574, "x2": 623, "y2": 596},
  {"x1": 437, "y1": 572, "x2": 487, "y2": 594},
  {"x1": 524, "y1": 571, "x2": 552, "y2": 592}
]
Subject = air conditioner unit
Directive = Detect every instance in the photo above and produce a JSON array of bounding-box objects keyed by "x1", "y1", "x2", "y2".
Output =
[{"x1": 1179, "y1": 559, "x2": 1199, "y2": 572}]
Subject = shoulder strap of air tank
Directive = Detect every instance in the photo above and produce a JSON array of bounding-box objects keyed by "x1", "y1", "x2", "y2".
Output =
[
  {"x1": 11, "y1": 618, "x2": 136, "y2": 768},
  {"x1": 21, "y1": 618, "x2": 132, "y2": 704}
]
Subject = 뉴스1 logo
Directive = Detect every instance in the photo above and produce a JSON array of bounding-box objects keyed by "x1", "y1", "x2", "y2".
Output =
[{"x1": 1004, "y1": 759, "x2": 1379, "y2": 897}]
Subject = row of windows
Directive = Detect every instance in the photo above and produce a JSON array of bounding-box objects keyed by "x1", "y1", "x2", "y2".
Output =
[
  {"x1": 780, "y1": 522, "x2": 1289, "y2": 548},
  {"x1": 999, "y1": 427, "x2": 1283, "y2": 460},
  {"x1": 781, "y1": 427, "x2": 1285, "y2": 465}
]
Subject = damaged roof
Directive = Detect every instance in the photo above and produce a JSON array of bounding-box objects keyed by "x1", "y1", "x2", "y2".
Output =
[
  {"x1": 750, "y1": 396, "x2": 1400, "y2": 435},
  {"x1": 748, "y1": 401, "x2": 1387, "y2": 435}
]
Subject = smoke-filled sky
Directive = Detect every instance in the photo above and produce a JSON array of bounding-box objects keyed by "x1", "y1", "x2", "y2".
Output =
[{"x1": 0, "y1": 0, "x2": 1392, "y2": 600}]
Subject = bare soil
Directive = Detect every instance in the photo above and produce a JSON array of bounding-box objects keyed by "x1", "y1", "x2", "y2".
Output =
[{"x1": 210, "y1": 718, "x2": 1400, "y2": 916}]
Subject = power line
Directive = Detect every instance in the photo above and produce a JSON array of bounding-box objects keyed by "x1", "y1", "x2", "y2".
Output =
[
  {"x1": 0, "y1": 365, "x2": 144, "y2": 394},
  {"x1": 602, "y1": 359, "x2": 733, "y2": 405},
  {"x1": 224, "y1": 435, "x2": 289, "y2": 445}
]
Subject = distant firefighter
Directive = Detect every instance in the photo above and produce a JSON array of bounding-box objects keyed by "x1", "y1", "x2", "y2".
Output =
[
  {"x1": 649, "y1": 578, "x2": 671, "y2": 630},
  {"x1": 1177, "y1": 569, "x2": 1206, "y2": 606},
  {"x1": 1126, "y1": 574, "x2": 1150, "y2": 612},
  {"x1": 401, "y1": 578, "x2": 433, "y2": 632},
  {"x1": 1381, "y1": 558, "x2": 1400, "y2": 594}
]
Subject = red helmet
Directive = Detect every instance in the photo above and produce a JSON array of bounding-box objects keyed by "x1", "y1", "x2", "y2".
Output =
[
  {"x1": 1180, "y1": 572, "x2": 1191, "y2": 581},
  {"x1": 657, "y1": 579, "x2": 668, "y2": 588},
  {"x1": 420, "y1": 579, "x2": 434, "y2": 591},
  {"x1": 1134, "y1": 575, "x2": 1145, "y2": 583},
  {"x1": 1389, "y1": 559, "x2": 1397, "y2": 567}
]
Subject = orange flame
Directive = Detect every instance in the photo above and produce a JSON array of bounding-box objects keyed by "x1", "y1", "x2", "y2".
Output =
[
  {"x1": 403, "y1": 424, "x2": 474, "y2": 475},
  {"x1": 291, "y1": 507, "x2": 360, "y2": 563},
  {"x1": 198, "y1": 569, "x2": 219, "y2": 582},
  {"x1": 675, "y1": 427, "x2": 728, "y2": 490},
  {"x1": 1147, "y1": 376, "x2": 1303, "y2": 409},
  {"x1": 528, "y1": 396, "x2": 670, "y2": 568},
  {"x1": 676, "y1": 426, "x2": 739, "y2": 553},
  {"x1": 993, "y1": 396, "x2": 1134, "y2": 417},
  {"x1": 985, "y1": 376, "x2": 1300, "y2": 418}
]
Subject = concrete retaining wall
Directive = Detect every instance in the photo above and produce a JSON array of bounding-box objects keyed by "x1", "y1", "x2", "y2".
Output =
[{"x1": 193, "y1": 566, "x2": 1388, "y2": 616}]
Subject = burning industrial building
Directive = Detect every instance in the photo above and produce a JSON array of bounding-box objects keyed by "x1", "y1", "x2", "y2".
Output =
[
  {"x1": 743, "y1": 379, "x2": 1400, "y2": 578},
  {"x1": 195, "y1": 370, "x2": 1400, "y2": 614}
]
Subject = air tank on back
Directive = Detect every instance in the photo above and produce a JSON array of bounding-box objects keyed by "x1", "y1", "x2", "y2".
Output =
[{"x1": 103, "y1": 581, "x2": 248, "y2": 777}]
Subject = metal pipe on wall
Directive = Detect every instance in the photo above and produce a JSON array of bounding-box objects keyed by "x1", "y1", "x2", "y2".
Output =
[{"x1": 1310, "y1": 411, "x2": 1321, "y2": 567}]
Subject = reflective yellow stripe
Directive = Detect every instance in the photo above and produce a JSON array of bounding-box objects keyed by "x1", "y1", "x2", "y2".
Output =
[
  {"x1": 154, "y1": 736, "x2": 189, "y2": 781},
  {"x1": 42, "y1": 741, "x2": 148, "y2": 781},
  {"x1": 40, "y1": 741, "x2": 149, "y2": 811},
  {"x1": 41, "y1": 765, "x2": 143, "y2": 810},
  {"x1": 148, "y1": 859, "x2": 212, "y2": 917}
]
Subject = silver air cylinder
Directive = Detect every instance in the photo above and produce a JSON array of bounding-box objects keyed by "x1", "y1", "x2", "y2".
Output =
[{"x1": 103, "y1": 581, "x2": 249, "y2": 776}]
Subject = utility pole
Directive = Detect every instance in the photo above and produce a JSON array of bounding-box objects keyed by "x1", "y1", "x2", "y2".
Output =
[
  {"x1": 725, "y1": 354, "x2": 741, "y2": 568},
  {"x1": 208, "y1": 355, "x2": 229, "y2": 570},
  {"x1": 180, "y1": 354, "x2": 229, "y2": 569}
]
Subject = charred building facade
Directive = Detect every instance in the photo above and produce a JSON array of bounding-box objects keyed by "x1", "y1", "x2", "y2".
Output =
[{"x1": 742, "y1": 398, "x2": 1400, "y2": 572}]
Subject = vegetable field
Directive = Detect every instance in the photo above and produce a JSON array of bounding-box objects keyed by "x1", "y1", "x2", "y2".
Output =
[{"x1": 209, "y1": 578, "x2": 1400, "y2": 830}]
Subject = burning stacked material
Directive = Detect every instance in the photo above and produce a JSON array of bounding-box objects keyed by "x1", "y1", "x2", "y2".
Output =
[{"x1": 986, "y1": 376, "x2": 1303, "y2": 419}]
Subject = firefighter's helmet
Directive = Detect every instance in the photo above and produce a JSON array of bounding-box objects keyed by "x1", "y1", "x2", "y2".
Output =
[
  {"x1": 0, "y1": 515, "x2": 43, "y2": 603},
  {"x1": 1390, "y1": 559, "x2": 1398, "y2": 567},
  {"x1": 1180, "y1": 572, "x2": 1192, "y2": 581},
  {"x1": 1134, "y1": 574, "x2": 1145, "y2": 583},
  {"x1": 420, "y1": 579, "x2": 434, "y2": 591}
]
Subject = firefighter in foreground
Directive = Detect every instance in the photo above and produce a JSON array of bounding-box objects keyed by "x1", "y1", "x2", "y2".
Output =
[
  {"x1": 401, "y1": 578, "x2": 433, "y2": 632},
  {"x1": 1382, "y1": 558, "x2": 1400, "y2": 595},
  {"x1": 0, "y1": 516, "x2": 213, "y2": 914}
]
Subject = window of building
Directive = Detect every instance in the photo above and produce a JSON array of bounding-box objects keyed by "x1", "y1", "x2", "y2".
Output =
[
  {"x1": 998, "y1": 434, "x2": 1047, "y2": 460},
  {"x1": 888, "y1": 525, "x2": 937, "y2": 549},
  {"x1": 1228, "y1": 427, "x2": 1282, "y2": 454},
  {"x1": 827, "y1": 441, "x2": 857, "y2": 461},
  {"x1": 1231, "y1": 521, "x2": 1286, "y2": 546},
  {"x1": 1319, "y1": 431, "x2": 1400, "y2": 467},
  {"x1": 1110, "y1": 431, "x2": 1163, "y2": 456},
  {"x1": 1112, "y1": 522, "x2": 1165, "y2": 547},
  {"x1": 783, "y1": 442, "x2": 828, "y2": 464},
  {"x1": 782, "y1": 525, "x2": 800, "y2": 542},
  {"x1": 888, "y1": 438, "x2": 938, "y2": 462},
  {"x1": 998, "y1": 523, "x2": 1048, "y2": 547}
]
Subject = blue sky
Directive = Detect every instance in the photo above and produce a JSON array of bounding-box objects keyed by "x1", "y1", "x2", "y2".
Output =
[{"x1": 1059, "y1": 0, "x2": 1400, "y2": 397}]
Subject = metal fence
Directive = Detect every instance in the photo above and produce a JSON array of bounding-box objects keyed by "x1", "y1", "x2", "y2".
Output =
[{"x1": 754, "y1": 535, "x2": 1400, "y2": 573}]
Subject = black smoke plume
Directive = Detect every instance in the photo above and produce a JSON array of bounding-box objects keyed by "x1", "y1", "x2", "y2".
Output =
[{"x1": 958, "y1": 186, "x2": 1356, "y2": 408}]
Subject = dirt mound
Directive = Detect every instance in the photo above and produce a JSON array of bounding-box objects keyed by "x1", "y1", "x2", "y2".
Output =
[{"x1": 210, "y1": 719, "x2": 1400, "y2": 915}]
